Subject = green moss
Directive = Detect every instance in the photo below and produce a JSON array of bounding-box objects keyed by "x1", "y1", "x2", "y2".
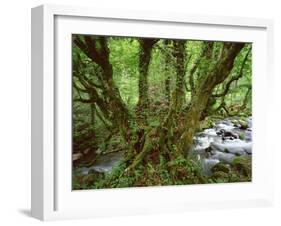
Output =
[
  {"x1": 239, "y1": 132, "x2": 245, "y2": 140},
  {"x1": 211, "y1": 162, "x2": 230, "y2": 173},
  {"x1": 239, "y1": 120, "x2": 248, "y2": 129}
]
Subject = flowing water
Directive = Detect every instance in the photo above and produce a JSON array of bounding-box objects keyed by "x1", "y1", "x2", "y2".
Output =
[{"x1": 192, "y1": 117, "x2": 252, "y2": 175}]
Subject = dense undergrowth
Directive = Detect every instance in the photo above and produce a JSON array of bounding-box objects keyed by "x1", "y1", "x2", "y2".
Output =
[{"x1": 73, "y1": 151, "x2": 251, "y2": 190}]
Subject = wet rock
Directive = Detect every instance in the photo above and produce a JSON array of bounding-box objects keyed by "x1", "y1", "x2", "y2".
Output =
[{"x1": 216, "y1": 129, "x2": 239, "y2": 140}]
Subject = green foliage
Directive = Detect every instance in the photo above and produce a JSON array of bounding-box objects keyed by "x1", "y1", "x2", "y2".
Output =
[
  {"x1": 109, "y1": 38, "x2": 140, "y2": 107},
  {"x1": 72, "y1": 35, "x2": 252, "y2": 190}
]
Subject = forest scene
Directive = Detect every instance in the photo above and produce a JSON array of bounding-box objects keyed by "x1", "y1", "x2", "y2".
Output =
[{"x1": 72, "y1": 34, "x2": 252, "y2": 190}]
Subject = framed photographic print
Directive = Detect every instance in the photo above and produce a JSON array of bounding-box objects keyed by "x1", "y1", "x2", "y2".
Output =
[{"x1": 31, "y1": 4, "x2": 274, "y2": 221}]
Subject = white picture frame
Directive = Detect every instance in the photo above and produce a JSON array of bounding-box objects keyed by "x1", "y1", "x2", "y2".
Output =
[{"x1": 31, "y1": 4, "x2": 274, "y2": 221}]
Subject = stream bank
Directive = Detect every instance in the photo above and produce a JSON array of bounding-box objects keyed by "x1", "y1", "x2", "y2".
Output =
[{"x1": 74, "y1": 117, "x2": 252, "y2": 179}]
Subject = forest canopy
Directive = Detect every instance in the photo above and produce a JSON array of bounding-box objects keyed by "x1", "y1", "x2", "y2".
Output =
[{"x1": 72, "y1": 35, "x2": 252, "y2": 190}]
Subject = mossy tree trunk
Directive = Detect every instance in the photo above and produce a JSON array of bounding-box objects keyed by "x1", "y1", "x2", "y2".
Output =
[
  {"x1": 163, "y1": 40, "x2": 172, "y2": 105},
  {"x1": 136, "y1": 39, "x2": 158, "y2": 125},
  {"x1": 126, "y1": 61, "x2": 188, "y2": 166},
  {"x1": 73, "y1": 35, "x2": 131, "y2": 141},
  {"x1": 176, "y1": 42, "x2": 245, "y2": 155},
  {"x1": 173, "y1": 40, "x2": 186, "y2": 111}
]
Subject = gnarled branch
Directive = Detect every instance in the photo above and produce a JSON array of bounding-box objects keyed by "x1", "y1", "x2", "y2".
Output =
[{"x1": 212, "y1": 46, "x2": 251, "y2": 98}]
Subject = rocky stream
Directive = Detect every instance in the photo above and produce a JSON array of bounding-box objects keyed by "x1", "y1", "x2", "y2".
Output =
[{"x1": 74, "y1": 117, "x2": 252, "y2": 177}]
